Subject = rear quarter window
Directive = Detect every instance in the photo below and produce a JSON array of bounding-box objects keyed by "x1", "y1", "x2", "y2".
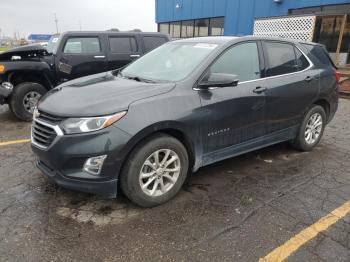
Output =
[
  {"x1": 294, "y1": 47, "x2": 310, "y2": 71},
  {"x1": 301, "y1": 44, "x2": 335, "y2": 68}
]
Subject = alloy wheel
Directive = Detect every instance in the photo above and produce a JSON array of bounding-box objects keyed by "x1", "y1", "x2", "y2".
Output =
[
  {"x1": 139, "y1": 149, "x2": 181, "y2": 197},
  {"x1": 304, "y1": 112, "x2": 323, "y2": 145}
]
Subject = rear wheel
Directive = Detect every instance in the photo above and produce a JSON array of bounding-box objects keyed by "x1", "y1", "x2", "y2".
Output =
[
  {"x1": 120, "y1": 133, "x2": 189, "y2": 207},
  {"x1": 9, "y1": 82, "x2": 46, "y2": 121},
  {"x1": 291, "y1": 105, "x2": 326, "y2": 151}
]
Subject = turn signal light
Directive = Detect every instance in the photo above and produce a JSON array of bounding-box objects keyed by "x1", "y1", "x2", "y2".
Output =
[{"x1": 0, "y1": 64, "x2": 5, "y2": 73}]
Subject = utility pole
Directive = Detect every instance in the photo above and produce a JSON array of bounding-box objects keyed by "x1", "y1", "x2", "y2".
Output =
[
  {"x1": 79, "y1": 20, "x2": 82, "y2": 31},
  {"x1": 54, "y1": 13, "x2": 59, "y2": 34}
]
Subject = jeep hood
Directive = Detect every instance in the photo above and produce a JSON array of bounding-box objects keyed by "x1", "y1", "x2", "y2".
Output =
[
  {"x1": 0, "y1": 45, "x2": 49, "y2": 61},
  {"x1": 38, "y1": 72, "x2": 175, "y2": 117}
]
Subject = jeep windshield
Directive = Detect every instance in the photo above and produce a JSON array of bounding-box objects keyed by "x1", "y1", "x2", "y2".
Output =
[
  {"x1": 46, "y1": 35, "x2": 60, "y2": 54},
  {"x1": 121, "y1": 42, "x2": 218, "y2": 82}
]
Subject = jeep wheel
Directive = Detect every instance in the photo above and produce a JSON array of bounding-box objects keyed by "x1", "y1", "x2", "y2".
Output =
[
  {"x1": 120, "y1": 133, "x2": 189, "y2": 207},
  {"x1": 9, "y1": 82, "x2": 47, "y2": 121}
]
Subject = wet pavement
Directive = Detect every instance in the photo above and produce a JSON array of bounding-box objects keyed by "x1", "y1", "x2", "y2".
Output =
[{"x1": 1, "y1": 100, "x2": 350, "y2": 262}]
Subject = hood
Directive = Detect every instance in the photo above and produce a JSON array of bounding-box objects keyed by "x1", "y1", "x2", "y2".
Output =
[
  {"x1": 38, "y1": 72, "x2": 175, "y2": 117},
  {"x1": 0, "y1": 45, "x2": 50, "y2": 61}
]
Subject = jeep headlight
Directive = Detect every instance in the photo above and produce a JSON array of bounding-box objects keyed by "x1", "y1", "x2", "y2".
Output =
[{"x1": 60, "y1": 111, "x2": 126, "y2": 134}]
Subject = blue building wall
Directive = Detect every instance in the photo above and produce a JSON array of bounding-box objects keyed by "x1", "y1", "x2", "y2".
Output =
[{"x1": 156, "y1": 0, "x2": 350, "y2": 35}]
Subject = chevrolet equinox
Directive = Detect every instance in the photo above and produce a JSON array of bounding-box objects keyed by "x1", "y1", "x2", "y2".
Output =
[{"x1": 31, "y1": 37, "x2": 339, "y2": 207}]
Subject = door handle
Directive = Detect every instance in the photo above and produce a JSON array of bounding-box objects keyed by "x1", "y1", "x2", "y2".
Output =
[
  {"x1": 253, "y1": 86, "x2": 267, "y2": 94},
  {"x1": 305, "y1": 76, "x2": 313, "y2": 82},
  {"x1": 94, "y1": 55, "x2": 106, "y2": 59},
  {"x1": 130, "y1": 54, "x2": 140, "y2": 58}
]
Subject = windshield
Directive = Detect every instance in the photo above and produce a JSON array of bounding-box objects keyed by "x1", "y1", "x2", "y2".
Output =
[
  {"x1": 46, "y1": 35, "x2": 60, "y2": 54},
  {"x1": 121, "y1": 42, "x2": 218, "y2": 82}
]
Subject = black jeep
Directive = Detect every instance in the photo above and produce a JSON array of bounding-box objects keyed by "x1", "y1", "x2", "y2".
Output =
[{"x1": 0, "y1": 31, "x2": 170, "y2": 121}]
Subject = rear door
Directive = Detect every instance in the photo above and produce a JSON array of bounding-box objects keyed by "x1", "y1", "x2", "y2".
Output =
[
  {"x1": 56, "y1": 35, "x2": 108, "y2": 82},
  {"x1": 262, "y1": 41, "x2": 320, "y2": 134},
  {"x1": 106, "y1": 34, "x2": 142, "y2": 71}
]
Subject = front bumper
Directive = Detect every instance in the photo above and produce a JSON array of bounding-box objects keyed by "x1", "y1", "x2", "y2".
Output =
[
  {"x1": 31, "y1": 122, "x2": 132, "y2": 198},
  {"x1": 37, "y1": 160, "x2": 118, "y2": 198}
]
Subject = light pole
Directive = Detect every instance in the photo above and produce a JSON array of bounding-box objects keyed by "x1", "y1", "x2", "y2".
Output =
[{"x1": 54, "y1": 13, "x2": 59, "y2": 34}]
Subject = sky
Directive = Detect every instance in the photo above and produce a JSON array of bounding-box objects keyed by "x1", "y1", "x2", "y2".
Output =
[{"x1": 0, "y1": 0, "x2": 157, "y2": 38}]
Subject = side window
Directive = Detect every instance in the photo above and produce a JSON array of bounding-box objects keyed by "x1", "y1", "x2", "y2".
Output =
[
  {"x1": 63, "y1": 37, "x2": 101, "y2": 54},
  {"x1": 265, "y1": 42, "x2": 297, "y2": 77},
  {"x1": 109, "y1": 37, "x2": 137, "y2": 53},
  {"x1": 210, "y1": 42, "x2": 261, "y2": 82},
  {"x1": 295, "y1": 47, "x2": 310, "y2": 71},
  {"x1": 143, "y1": 37, "x2": 167, "y2": 52}
]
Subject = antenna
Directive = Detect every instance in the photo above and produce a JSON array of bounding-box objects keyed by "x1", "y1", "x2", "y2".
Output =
[{"x1": 54, "y1": 13, "x2": 59, "y2": 33}]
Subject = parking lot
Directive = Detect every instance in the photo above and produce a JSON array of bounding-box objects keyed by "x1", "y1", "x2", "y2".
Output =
[{"x1": 0, "y1": 99, "x2": 350, "y2": 261}]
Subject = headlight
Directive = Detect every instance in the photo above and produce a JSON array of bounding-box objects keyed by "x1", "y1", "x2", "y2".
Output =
[{"x1": 60, "y1": 111, "x2": 126, "y2": 134}]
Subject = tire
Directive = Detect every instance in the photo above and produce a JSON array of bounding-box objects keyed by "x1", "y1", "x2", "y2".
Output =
[
  {"x1": 120, "y1": 133, "x2": 189, "y2": 207},
  {"x1": 291, "y1": 105, "x2": 326, "y2": 152},
  {"x1": 9, "y1": 82, "x2": 47, "y2": 121}
]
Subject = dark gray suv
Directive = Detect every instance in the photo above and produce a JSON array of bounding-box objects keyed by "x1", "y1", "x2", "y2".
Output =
[{"x1": 31, "y1": 36, "x2": 339, "y2": 207}]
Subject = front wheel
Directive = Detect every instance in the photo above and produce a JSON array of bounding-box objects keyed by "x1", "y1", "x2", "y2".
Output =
[
  {"x1": 120, "y1": 134, "x2": 189, "y2": 207},
  {"x1": 9, "y1": 82, "x2": 47, "y2": 121},
  {"x1": 291, "y1": 105, "x2": 326, "y2": 151}
]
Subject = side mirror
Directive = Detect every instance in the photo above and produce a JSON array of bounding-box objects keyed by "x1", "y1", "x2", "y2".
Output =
[{"x1": 198, "y1": 73, "x2": 239, "y2": 90}]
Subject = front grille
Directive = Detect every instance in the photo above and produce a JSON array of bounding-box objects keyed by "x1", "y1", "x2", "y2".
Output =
[
  {"x1": 38, "y1": 111, "x2": 65, "y2": 124},
  {"x1": 32, "y1": 121, "x2": 57, "y2": 148}
]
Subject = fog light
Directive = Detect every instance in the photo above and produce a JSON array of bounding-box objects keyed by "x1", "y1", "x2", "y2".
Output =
[
  {"x1": 83, "y1": 155, "x2": 107, "y2": 175},
  {"x1": 1, "y1": 82, "x2": 13, "y2": 90}
]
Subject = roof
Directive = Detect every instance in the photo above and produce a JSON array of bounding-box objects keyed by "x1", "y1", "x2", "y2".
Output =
[
  {"x1": 60, "y1": 31, "x2": 168, "y2": 37},
  {"x1": 173, "y1": 36, "x2": 238, "y2": 44}
]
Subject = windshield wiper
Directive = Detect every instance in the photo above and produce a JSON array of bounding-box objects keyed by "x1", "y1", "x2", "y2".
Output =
[{"x1": 123, "y1": 75, "x2": 157, "y2": 83}]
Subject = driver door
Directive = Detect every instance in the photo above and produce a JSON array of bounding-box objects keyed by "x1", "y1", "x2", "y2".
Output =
[
  {"x1": 198, "y1": 41, "x2": 269, "y2": 163},
  {"x1": 56, "y1": 35, "x2": 108, "y2": 83}
]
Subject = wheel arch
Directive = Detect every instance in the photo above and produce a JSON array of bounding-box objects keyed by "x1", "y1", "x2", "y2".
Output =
[
  {"x1": 8, "y1": 70, "x2": 54, "y2": 90},
  {"x1": 312, "y1": 98, "x2": 330, "y2": 121},
  {"x1": 117, "y1": 122, "x2": 198, "y2": 179}
]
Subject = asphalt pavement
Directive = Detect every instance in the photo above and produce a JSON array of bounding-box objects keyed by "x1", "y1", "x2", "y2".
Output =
[{"x1": 1, "y1": 100, "x2": 350, "y2": 262}]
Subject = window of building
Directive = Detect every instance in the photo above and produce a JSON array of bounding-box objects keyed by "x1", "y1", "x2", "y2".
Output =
[
  {"x1": 159, "y1": 23, "x2": 170, "y2": 35},
  {"x1": 63, "y1": 37, "x2": 101, "y2": 54},
  {"x1": 294, "y1": 47, "x2": 310, "y2": 71},
  {"x1": 210, "y1": 42, "x2": 261, "y2": 82},
  {"x1": 264, "y1": 42, "x2": 297, "y2": 77},
  {"x1": 209, "y1": 17, "x2": 224, "y2": 36},
  {"x1": 158, "y1": 17, "x2": 224, "y2": 38},
  {"x1": 181, "y1": 20, "x2": 194, "y2": 38},
  {"x1": 170, "y1": 22, "x2": 181, "y2": 38},
  {"x1": 290, "y1": 4, "x2": 350, "y2": 15},
  {"x1": 289, "y1": 7, "x2": 321, "y2": 15},
  {"x1": 143, "y1": 37, "x2": 167, "y2": 52},
  {"x1": 313, "y1": 16, "x2": 344, "y2": 53},
  {"x1": 109, "y1": 37, "x2": 137, "y2": 53},
  {"x1": 194, "y1": 19, "x2": 209, "y2": 37}
]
